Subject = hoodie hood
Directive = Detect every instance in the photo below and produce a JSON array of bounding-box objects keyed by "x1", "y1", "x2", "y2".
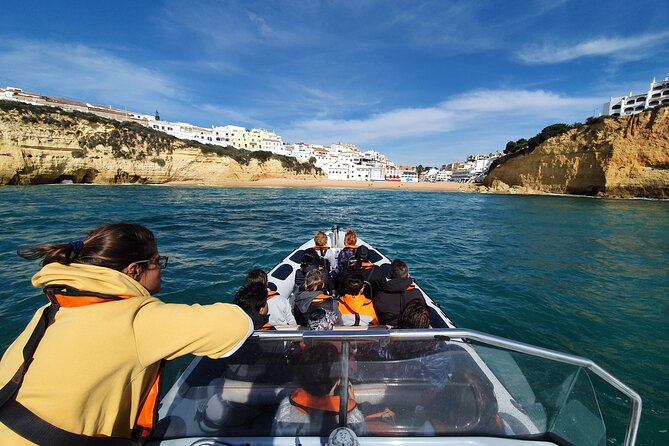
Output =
[
  {"x1": 381, "y1": 277, "x2": 413, "y2": 293},
  {"x1": 32, "y1": 262, "x2": 152, "y2": 298},
  {"x1": 294, "y1": 290, "x2": 325, "y2": 313}
]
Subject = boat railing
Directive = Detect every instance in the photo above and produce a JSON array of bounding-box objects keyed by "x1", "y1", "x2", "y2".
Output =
[{"x1": 254, "y1": 327, "x2": 642, "y2": 446}]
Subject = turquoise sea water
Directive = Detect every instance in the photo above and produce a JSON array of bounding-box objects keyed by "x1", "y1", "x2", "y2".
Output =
[{"x1": 0, "y1": 185, "x2": 667, "y2": 445}]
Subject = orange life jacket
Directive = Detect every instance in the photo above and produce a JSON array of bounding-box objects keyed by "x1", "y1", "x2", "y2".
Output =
[
  {"x1": 289, "y1": 388, "x2": 357, "y2": 416},
  {"x1": 266, "y1": 290, "x2": 279, "y2": 300},
  {"x1": 338, "y1": 293, "x2": 378, "y2": 325},
  {"x1": 310, "y1": 293, "x2": 332, "y2": 305},
  {"x1": 0, "y1": 286, "x2": 160, "y2": 445}
]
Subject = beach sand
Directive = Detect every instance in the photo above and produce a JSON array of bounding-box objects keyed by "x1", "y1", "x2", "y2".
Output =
[{"x1": 166, "y1": 177, "x2": 475, "y2": 192}]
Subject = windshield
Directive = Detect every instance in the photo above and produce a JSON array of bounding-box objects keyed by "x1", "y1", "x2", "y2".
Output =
[{"x1": 153, "y1": 330, "x2": 638, "y2": 445}]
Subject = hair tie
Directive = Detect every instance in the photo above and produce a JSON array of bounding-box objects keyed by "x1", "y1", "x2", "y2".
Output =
[{"x1": 68, "y1": 240, "x2": 84, "y2": 260}]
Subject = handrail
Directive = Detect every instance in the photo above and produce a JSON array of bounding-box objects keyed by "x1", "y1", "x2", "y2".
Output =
[{"x1": 253, "y1": 328, "x2": 642, "y2": 446}]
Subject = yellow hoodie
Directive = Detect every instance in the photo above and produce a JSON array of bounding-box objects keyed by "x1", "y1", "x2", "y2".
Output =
[{"x1": 0, "y1": 263, "x2": 253, "y2": 444}]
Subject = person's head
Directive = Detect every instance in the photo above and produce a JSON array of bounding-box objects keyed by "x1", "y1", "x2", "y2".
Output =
[
  {"x1": 297, "y1": 343, "x2": 340, "y2": 396},
  {"x1": 305, "y1": 269, "x2": 325, "y2": 292},
  {"x1": 313, "y1": 231, "x2": 328, "y2": 247},
  {"x1": 344, "y1": 229, "x2": 357, "y2": 247},
  {"x1": 397, "y1": 300, "x2": 431, "y2": 329},
  {"x1": 17, "y1": 222, "x2": 164, "y2": 294},
  {"x1": 246, "y1": 269, "x2": 268, "y2": 287},
  {"x1": 342, "y1": 272, "x2": 364, "y2": 295},
  {"x1": 233, "y1": 283, "x2": 268, "y2": 315},
  {"x1": 389, "y1": 259, "x2": 409, "y2": 279},
  {"x1": 355, "y1": 245, "x2": 370, "y2": 263},
  {"x1": 301, "y1": 248, "x2": 320, "y2": 269}
]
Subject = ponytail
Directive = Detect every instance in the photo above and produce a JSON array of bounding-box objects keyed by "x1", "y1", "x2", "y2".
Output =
[{"x1": 17, "y1": 222, "x2": 157, "y2": 272}]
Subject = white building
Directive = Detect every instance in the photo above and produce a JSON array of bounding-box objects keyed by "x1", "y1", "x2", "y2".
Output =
[{"x1": 602, "y1": 76, "x2": 669, "y2": 117}]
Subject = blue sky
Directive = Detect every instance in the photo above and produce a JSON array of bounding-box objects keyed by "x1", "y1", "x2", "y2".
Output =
[{"x1": 1, "y1": 1, "x2": 668, "y2": 166}]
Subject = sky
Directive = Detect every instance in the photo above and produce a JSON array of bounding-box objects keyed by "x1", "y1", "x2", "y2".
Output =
[{"x1": 1, "y1": 0, "x2": 668, "y2": 166}]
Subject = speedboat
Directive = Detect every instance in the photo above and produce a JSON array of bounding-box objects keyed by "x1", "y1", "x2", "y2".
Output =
[{"x1": 149, "y1": 227, "x2": 641, "y2": 446}]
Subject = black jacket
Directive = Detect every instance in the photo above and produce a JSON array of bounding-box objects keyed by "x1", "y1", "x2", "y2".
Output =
[{"x1": 372, "y1": 277, "x2": 425, "y2": 327}]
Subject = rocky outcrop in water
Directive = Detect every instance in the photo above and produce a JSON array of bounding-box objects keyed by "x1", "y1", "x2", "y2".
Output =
[
  {"x1": 0, "y1": 101, "x2": 322, "y2": 185},
  {"x1": 483, "y1": 107, "x2": 669, "y2": 198}
]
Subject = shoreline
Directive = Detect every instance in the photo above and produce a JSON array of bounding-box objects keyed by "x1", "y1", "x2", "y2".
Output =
[{"x1": 164, "y1": 178, "x2": 474, "y2": 192}]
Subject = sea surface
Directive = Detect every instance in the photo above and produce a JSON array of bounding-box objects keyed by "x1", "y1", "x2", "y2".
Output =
[{"x1": 0, "y1": 185, "x2": 667, "y2": 445}]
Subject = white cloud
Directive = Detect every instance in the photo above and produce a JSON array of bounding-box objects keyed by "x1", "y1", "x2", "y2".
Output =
[
  {"x1": 282, "y1": 89, "x2": 597, "y2": 146},
  {"x1": 0, "y1": 39, "x2": 183, "y2": 111},
  {"x1": 517, "y1": 31, "x2": 669, "y2": 64}
]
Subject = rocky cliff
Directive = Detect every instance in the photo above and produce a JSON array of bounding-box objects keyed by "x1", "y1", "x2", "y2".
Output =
[
  {"x1": 483, "y1": 107, "x2": 669, "y2": 199},
  {"x1": 0, "y1": 101, "x2": 323, "y2": 185}
]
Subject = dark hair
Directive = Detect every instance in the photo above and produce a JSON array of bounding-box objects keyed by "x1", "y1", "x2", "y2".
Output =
[
  {"x1": 398, "y1": 300, "x2": 430, "y2": 329},
  {"x1": 389, "y1": 259, "x2": 409, "y2": 279},
  {"x1": 355, "y1": 245, "x2": 370, "y2": 262},
  {"x1": 297, "y1": 343, "x2": 340, "y2": 396},
  {"x1": 233, "y1": 283, "x2": 268, "y2": 313},
  {"x1": 301, "y1": 248, "x2": 321, "y2": 269},
  {"x1": 246, "y1": 269, "x2": 268, "y2": 287},
  {"x1": 17, "y1": 222, "x2": 157, "y2": 271},
  {"x1": 341, "y1": 272, "x2": 364, "y2": 295}
]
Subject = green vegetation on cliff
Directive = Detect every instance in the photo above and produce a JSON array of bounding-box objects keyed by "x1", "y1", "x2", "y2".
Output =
[{"x1": 0, "y1": 100, "x2": 321, "y2": 175}]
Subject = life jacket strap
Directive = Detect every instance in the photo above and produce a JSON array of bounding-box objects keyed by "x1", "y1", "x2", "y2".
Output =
[
  {"x1": 0, "y1": 287, "x2": 159, "y2": 445},
  {"x1": 0, "y1": 303, "x2": 59, "y2": 408},
  {"x1": 0, "y1": 399, "x2": 141, "y2": 446}
]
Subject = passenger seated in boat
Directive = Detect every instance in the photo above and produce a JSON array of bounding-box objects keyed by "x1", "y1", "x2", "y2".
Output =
[
  {"x1": 272, "y1": 343, "x2": 367, "y2": 436},
  {"x1": 348, "y1": 245, "x2": 385, "y2": 299},
  {"x1": 233, "y1": 283, "x2": 274, "y2": 330},
  {"x1": 294, "y1": 270, "x2": 340, "y2": 328},
  {"x1": 397, "y1": 299, "x2": 431, "y2": 329},
  {"x1": 246, "y1": 268, "x2": 296, "y2": 326},
  {"x1": 295, "y1": 248, "x2": 335, "y2": 294},
  {"x1": 338, "y1": 272, "x2": 379, "y2": 326},
  {"x1": 373, "y1": 259, "x2": 426, "y2": 327},
  {"x1": 313, "y1": 230, "x2": 336, "y2": 272},
  {"x1": 386, "y1": 301, "x2": 452, "y2": 391},
  {"x1": 336, "y1": 228, "x2": 359, "y2": 272}
]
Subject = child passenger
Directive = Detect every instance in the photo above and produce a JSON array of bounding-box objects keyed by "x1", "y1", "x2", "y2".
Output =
[
  {"x1": 233, "y1": 283, "x2": 274, "y2": 330},
  {"x1": 338, "y1": 273, "x2": 378, "y2": 326},
  {"x1": 293, "y1": 270, "x2": 340, "y2": 328},
  {"x1": 313, "y1": 230, "x2": 336, "y2": 272},
  {"x1": 246, "y1": 268, "x2": 296, "y2": 326},
  {"x1": 272, "y1": 343, "x2": 367, "y2": 436}
]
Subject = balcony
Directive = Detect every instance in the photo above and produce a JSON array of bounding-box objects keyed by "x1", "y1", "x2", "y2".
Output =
[
  {"x1": 649, "y1": 100, "x2": 659, "y2": 106},
  {"x1": 612, "y1": 104, "x2": 621, "y2": 109},
  {"x1": 636, "y1": 97, "x2": 646, "y2": 102},
  {"x1": 624, "y1": 107, "x2": 634, "y2": 113},
  {"x1": 634, "y1": 106, "x2": 645, "y2": 111}
]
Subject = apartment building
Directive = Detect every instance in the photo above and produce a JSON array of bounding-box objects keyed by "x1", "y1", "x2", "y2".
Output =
[{"x1": 602, "y1": 76, "x2": 669, "y2": 117}]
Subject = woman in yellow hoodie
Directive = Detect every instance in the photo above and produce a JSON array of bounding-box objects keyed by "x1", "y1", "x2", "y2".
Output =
[{"x1": 0, "y1": 222, "x2": 253, "y2": 445}]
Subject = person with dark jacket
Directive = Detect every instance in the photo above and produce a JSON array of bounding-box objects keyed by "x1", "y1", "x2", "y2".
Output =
[
  {"x1": 233, "y1": 282, "x2": 275, "y2": 330},
  {"x1": 295, "y1": 248, "x2": 335, "y2": 294},
  {"x1": 352, "y1": 245, "x2": 385, "y2": 299},
  {"x1": 372, "y1": 259, "x2": 426, "y2": 327},
  {"x1": 293, "y1": 270, "x2": 340, "y2": 327}
]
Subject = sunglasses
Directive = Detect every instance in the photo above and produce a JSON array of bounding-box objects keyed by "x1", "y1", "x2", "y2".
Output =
[{"x1": 135, "y1": 255, "x2": 169, "y2": 269}]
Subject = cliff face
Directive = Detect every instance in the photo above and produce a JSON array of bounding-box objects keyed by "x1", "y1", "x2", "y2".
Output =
[
  {"x1": 0, "y1": 102, "x2": 322, "y2": 185},
  {"x1": 483, "y1": 107, "x2": 669, "y2": 198}
]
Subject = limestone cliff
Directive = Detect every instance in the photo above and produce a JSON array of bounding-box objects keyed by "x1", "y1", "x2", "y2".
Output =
[
  {"x1": 483, "y1": 107, "x2": 669, "y2": 199},
  {"x1": 0, "y1": 101, "x2": 323, "y2": 185}
]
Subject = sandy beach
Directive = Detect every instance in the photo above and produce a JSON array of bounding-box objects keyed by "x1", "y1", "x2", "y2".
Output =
[{"x1": 166, "y1": 177, "x2": 475, "y2": 192}]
